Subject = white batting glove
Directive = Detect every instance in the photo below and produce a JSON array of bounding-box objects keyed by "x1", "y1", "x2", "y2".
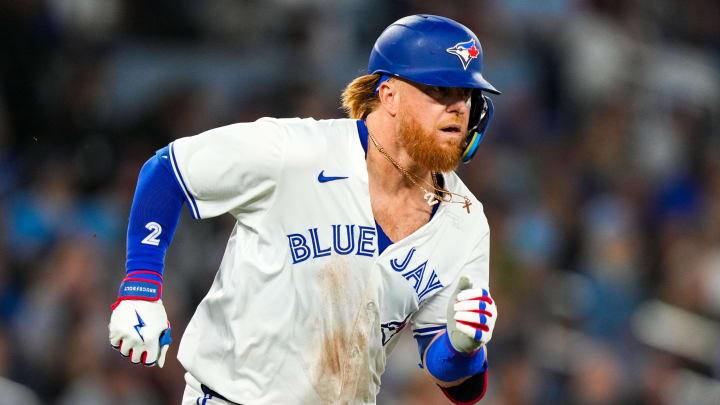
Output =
[
  {"x1": 109, "y1": 299, "x2": 172, "y2": 367},
  {"x1": 446, "y1": 276, "x2": 497, "y2": 353}
]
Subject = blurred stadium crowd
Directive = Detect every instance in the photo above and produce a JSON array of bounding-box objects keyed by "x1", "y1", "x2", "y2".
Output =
[{"x1": 1, "y1": 0, "x2": 719, "y2": 404}]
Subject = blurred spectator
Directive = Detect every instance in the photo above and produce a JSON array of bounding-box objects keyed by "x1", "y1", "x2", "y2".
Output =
[{"x1": 0, "y1": 330, "x2": 41, "y2": 404}]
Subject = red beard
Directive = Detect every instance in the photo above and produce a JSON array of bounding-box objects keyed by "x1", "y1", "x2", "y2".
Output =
[{"x1": 396, "y1": 109, "x2": 464, "y2": 172}]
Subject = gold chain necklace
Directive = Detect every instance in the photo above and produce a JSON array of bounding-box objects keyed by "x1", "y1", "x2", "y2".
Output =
[{"x1": 367, "y1": 131, "x2": 472, "y2": 214}]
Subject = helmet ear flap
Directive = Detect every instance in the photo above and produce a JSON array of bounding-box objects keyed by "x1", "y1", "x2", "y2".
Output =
[{"x1": 461, "y1": 93, "x2": 494, "y2": 163}]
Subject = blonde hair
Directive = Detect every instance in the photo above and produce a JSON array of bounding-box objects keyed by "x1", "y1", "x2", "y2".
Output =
[{"x1": 341, "y1": 74, "x2": 383, "y2": 119}]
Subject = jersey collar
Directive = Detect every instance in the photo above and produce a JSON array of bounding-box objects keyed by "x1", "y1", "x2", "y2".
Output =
[{"x1": 356, "y1": 119, "x2": 370, "y2": 159}]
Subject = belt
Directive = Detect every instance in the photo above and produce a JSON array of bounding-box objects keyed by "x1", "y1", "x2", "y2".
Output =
[{"x1": 201, "y1": 384, "x2": 242, "y2": 405}]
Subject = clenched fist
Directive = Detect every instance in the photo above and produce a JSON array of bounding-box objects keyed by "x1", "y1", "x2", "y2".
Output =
[
  {"x1": 446, "y1": 276, "x2": 497, "y2": 353},
  {"x1": 109, "y1": 299, "x2": 172, "y2": 367}
]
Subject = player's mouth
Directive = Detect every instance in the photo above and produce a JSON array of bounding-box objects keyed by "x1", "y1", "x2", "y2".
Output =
[{"x1": 439, "y1": 124, "x2": 463, "y2": 134}]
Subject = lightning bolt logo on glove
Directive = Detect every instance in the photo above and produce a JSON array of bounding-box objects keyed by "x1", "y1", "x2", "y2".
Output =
[{"x1": 134, "y1": 311, "x2": 146, "y2": 341}]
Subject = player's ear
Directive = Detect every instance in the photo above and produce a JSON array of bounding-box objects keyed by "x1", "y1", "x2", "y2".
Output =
[{"x1": 378, "y1": 79, "x2": 399, "y2": 116}]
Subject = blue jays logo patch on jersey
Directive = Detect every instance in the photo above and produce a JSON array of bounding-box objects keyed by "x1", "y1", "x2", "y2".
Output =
[
  {"x1": 381, "y1": 313, "x2": 411, "y2": 346},
  {"x1": 446, "y1": 39, "x2": 480, "y2": 70}
]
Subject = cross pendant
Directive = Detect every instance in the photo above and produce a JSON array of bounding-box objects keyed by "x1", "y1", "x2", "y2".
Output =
[{"x1": 462, "y1": 199, "x2": 472, "y2": 214}]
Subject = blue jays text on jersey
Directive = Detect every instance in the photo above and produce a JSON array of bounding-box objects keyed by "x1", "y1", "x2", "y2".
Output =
[
  {"x1": 287, "y1": 224, "x2": 376, "y2": 262},
  {"x1": 287, "y1": 225, "x2": 443, "y2": 309}
]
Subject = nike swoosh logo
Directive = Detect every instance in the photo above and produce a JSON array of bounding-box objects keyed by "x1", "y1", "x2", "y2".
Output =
[{"x1": 318, "y1": 170, "x2": 348, "y2": 183}]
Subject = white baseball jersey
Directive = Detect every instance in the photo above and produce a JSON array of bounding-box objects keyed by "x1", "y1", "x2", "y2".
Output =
[{"x1": 169, "y1": 117, "x2": 490, "y2": 405}]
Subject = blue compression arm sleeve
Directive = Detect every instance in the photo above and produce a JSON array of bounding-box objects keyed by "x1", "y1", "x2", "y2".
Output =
[
  {"x1": 125, "y1": 146, "x2": 187, "y2": 274},
  {"x1": 422, "y1": 332, "x2": 487, "y2": 382},
  {"x1": 416, "y1": 331, "x2": 489, "y2": 403}
]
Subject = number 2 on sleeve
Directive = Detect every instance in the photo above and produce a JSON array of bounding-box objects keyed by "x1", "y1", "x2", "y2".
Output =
[{"x1": 141, "y1": 222, "x2": 162, "y2": 246}]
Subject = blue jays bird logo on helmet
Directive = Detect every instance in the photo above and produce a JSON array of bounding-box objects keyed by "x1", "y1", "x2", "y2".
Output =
[{"x1": 446, "y1": 40, "x2": 480, "y2": 70}]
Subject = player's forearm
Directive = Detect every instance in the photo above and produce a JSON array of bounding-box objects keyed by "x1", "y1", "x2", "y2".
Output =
[
  {"x1": 416, "y1": 327, "x2": 489, "y2": 404},
  {"x1": 113, "y1": 148, "x2": 186, "y2": 305},
  {"x1": 125, "y1": 147, "x2": 186, "y2": 275},
  {"x1": 422, "y1": 330, "x2": 487, "y2": 386},
  {"x1": 422, "y1": 331, "x2": 483, "y2": 387}
]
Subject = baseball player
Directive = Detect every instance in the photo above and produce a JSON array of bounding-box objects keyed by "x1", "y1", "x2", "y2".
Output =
[{"x1": 109, "y1": 15, "x2": 499, "y2": 405}]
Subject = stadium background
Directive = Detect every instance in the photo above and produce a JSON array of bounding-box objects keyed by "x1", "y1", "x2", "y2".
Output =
[{"x1": 1, "y1": 0, "x2": 719, "y2": 404}]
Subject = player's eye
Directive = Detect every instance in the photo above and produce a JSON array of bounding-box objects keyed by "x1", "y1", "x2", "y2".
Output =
[
  {"x1": 424, "y1": 86, "x2": 471, "y2": 103},
  {"x1": 428, "y1": 86, "x2": 443, "y2": 95}
]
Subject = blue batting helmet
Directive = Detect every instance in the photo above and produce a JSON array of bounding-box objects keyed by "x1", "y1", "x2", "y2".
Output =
[{"x1": 368, "y1": 15, "x2": 500, "y2": 162}]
